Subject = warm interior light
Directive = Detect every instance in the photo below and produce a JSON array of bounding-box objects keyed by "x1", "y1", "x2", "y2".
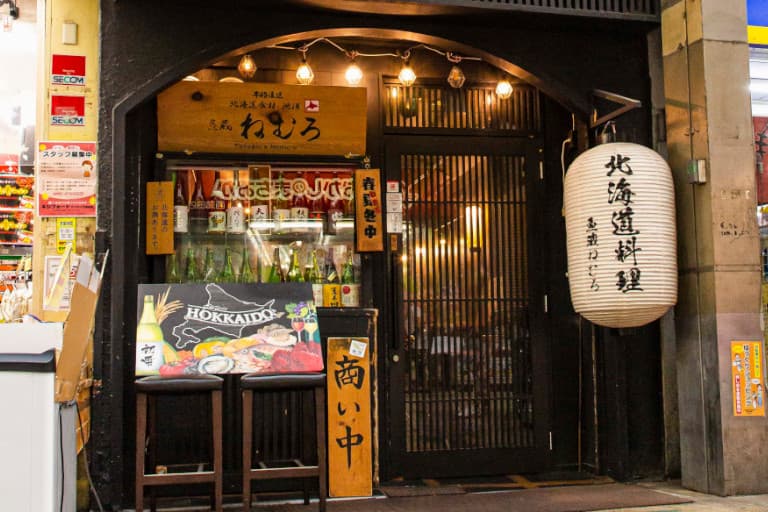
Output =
[
  {"x1": 398, "y1": 63, "x2": 417, "y2": 87},
  {"x1": 237, "y1": 54, "x2": 257, "y2": 79},
  {"x1": 296, "y1": 58, "x2": 315, "y2": 85},
  {"x1": 182, "y1": 75, "x2": 200, "y2": 82},
  {"x1": 495, "y1": 79, "x2": 513, "y2": 100},
  {"x1": 465, "y1": 205, "x2": 484, "y2": 249},
  {"x1": 345, "y1": 61, "x2": 363, "y2": 86},
  {"x1": 447, "y1": 65, "x2": 466, "y2": 89}
]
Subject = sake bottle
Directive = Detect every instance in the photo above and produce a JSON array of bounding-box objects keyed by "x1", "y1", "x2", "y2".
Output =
[
  {"x1": 307, "y1": 249, "x2": 325, "y2": 306},
  {"x1": 202, "y1": 247, "x2": 218, "y2": 282},
  {"x1": 340, "y1": 251, "x2": 360, "y2": 307},
  {"x1": 218, "y1": 246, "x2": 236, "y2": 282},
  {"x1": 136, "y1": 294, "x2": 165, "y2": 374},
  {"x1": 208, "y1": 172, "x2": 226, "y2": 233},
  {"x1": 183, "y1": 246, "x2": 199, "y2": 282},
  {"x1": 286, "y1": 248, "x2": 305, "y2": 282},
  {"x1": 166, "y1": 250, "x2": 182, "y2": 283},
  {"x1": 226, "y1": 170, "x2": 246, "y2": 234},
  {"x1": 173, "y1": 174, "x2": 189, "y2": 234},
  {"x1": 267, "y1": 247, "x2": 285, "y2": 283},
  {"x1": 239, "y1": 246, "x2": 256, "y2": 283}
]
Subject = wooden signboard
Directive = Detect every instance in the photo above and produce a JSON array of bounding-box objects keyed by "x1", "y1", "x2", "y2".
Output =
[
  {"x1": 354, "y1": 169, "x2": 384, "y2": 252},
  {"x1": 146, "y1": 181, "x2": 173, "y2": 255},
  {"x1": 157, "y1": 82, "x2": 366, "y2": 156},
  {"x1": 327, "y1": 337, "x2": 372, "y2": 497}
]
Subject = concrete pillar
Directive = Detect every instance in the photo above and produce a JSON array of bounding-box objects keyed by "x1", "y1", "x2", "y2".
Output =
[{"x1": 661, "y1": 0, "x2": 768, "y2": 495}]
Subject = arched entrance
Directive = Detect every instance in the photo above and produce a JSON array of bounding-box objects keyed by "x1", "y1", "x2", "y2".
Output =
[{"x1": 97, "y1": 9, "x2": 663, "y2": 503}]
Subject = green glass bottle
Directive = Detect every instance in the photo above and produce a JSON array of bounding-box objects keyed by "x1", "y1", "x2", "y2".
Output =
[
  {"x1": 239, "y1": 246, "x2": 256, "y2": 283},
  {"x1": 307, "y1": 249, "x2": 324, "y2": 306},
  {"x1": 341, "y1": 251, "x2": 354, "y2": 284},
  {"x1": 267, "y1": 247, "x2": 284, "y2": 283},
  {"x1": 167, "y1": 251, "x2": 181, "y2": 283},
  {"x1": 183, "y1": 246, "x2": 199, "y2": 283},
  {"x1": 219, "y1": 247, "x2": 236, "y2": 282},
  {"x1": 202, "y1": 247, "x2": 217, "y2": 282},
  {"x1": 287, "y1": 248, "x2": 305, "y2": 282}
]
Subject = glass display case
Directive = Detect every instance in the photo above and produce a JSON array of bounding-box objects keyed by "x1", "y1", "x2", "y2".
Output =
[{"x1": 161, "y1": 159, "x2": 362, "y2": 307}]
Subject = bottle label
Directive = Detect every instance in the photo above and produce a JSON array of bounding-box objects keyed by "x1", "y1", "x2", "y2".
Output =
[
  {"x1": 252, "y1": 204, "x2": 269, "y2": 221},
  {"x1": 312, "y1": 283, "x2": 324, "y2": 307},
  {"x1": 173, "y1": 205, "x2": 189, "y2": 233},
  {"x1": 226, "y1": 206, "x2": 245, "y2": 233},
  {"x1": 322, "y1": 283, "x2": 342, "y2": 307},
  {"x1": 208, "y1": 211, "x2": 226, "y2": 232},
  {"x1": 290, "y1": 206, "x2": 309, "y2": 220},
  {"x1": 341, "y1": 283, "x2": 360, "y2": 307},
  {"x1": 135, "y1": 340, "x2": 164, "y2": 375}
]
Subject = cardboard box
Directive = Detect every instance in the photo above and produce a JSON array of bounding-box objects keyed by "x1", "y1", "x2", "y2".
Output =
[{"x1": 54, "y1": 254, "x2": 102, "y2": 403}]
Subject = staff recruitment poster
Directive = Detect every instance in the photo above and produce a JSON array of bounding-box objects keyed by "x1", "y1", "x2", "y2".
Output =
[
  {"x1": 38, "y1": 141, "x2": 97, "y2": 217},
  {"x1": 731, "y1": 340, "x2": 766, "y2": 417}
]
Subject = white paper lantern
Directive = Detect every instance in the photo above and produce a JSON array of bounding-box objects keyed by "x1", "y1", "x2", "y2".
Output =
[{"x1": 564, "y1": 142, "x2": 677, "y2": 328}]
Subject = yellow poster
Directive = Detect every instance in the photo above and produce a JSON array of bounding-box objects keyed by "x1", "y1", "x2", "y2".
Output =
[{"x1": 731, "y1": 341, "x2": 765, "y2": 417}]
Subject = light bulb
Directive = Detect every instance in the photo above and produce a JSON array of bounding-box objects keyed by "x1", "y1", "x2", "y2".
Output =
[
  {"x1": 495, "y1": 79, "x2": 513, "y2": 100},
  {"x1": 237, "y1": 54, "x2": 257, "y2": 79},
  {"x1": 345, "y1": 62, "x2": 363, "y2": 86},
  {"x1": 296, "y1": 60, "x2": 315, "y2": 85},
  {"x1": 398, "y1": 63, "x2": 417, "y2": 87},
  {"x1": 447, "y1": 65, "x2": 466, "y2": 89}
]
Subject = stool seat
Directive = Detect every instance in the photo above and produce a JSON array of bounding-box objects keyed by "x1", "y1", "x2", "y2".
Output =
[
  {"x1": 241, "y1": 372, "x2": 325, "y2": 390},
  {"x1": 136, "y1": 374, "x2": 223, "y2": 393}
]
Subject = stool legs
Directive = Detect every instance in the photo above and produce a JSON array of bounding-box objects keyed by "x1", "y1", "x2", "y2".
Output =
[
  {"x1": 136, "y1": 392, "x2": 147, "y2": 512},
  {"x1": 242, "y1": 385, "x2": 326, "y2": 512},
  {"x1": 135, "y1": 390, "x2": 223, "y2": 512},
  {"x1": 315, "y1": 387, "x2": 327, "y2": 512},
  {"x1": 242, "y1": 389, "x2": 254, "y2": 511},
  {"x1": 212, "y1": 389, "x2": 223, "y2": 512}
]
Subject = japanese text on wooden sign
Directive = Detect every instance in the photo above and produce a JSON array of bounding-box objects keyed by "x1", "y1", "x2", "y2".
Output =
[
  {"x1": 586, "y1": 153, "x2": 643, "y2": 294},
  {"x1": 327, "y1": 337, "x2": 372, "y2": 497},
  {"x1": 146, "y1": 181, "x2": 173, "y2": 255},
  {"x1": 157, "y1": 82, "x2": 366, "y2": 156},
  {"x1": 354, "y1": 169, "x2": 383, "y2": 252},
  {"x1": 731, "y1": 340, "x2": 766, "y2": 417}
]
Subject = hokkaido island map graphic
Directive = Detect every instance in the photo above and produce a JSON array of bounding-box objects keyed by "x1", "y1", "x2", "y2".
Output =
[{"x1": 137, "y1": 282, "x2": 316, "y2": 350}]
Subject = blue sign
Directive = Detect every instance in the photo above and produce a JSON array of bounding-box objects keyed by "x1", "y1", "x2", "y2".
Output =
[{"x1": 749, "y1": 0, "x2": 768, "y2": 46}]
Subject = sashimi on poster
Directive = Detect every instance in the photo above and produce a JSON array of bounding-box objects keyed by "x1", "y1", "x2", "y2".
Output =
[{"x1": 38, "y1": 141, "x2": 97, "y2": 217}]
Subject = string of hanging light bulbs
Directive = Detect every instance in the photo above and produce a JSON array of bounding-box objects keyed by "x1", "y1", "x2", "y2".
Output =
[{"x1": 236, "y1": 37, "x2": 514, "y2": 99}]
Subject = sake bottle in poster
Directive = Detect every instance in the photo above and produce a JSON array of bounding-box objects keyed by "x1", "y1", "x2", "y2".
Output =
[{"x1": 136, "y1": 294, "x2": 165, "y2": 375}]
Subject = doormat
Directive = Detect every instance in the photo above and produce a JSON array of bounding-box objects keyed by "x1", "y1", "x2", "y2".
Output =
[
  {"x1": 253, "y1": 483, "x2": 693, "y2": 511},
  {"x1": 380, "y1": 484, "x2": 466, "y2": 497}
]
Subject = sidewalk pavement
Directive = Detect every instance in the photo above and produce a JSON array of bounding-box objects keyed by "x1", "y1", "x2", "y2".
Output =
[{"x1": 604, "y1": 481, "x2": 768, "y2": 511}]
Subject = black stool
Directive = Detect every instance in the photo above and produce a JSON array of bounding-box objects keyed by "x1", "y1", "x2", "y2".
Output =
[
  {"x1": 135, "y1": 375, "x2": 224, "y2": 512},
  {"x1": 241, "y1": 373, "x2": 327, "y2": 512}
]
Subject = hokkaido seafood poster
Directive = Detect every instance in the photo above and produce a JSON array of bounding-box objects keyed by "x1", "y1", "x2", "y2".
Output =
[{"x1": 135, "y1": 283, "x2": 323, "y2": 376}]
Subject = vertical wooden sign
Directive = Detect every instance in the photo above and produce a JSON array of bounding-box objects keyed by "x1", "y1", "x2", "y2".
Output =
[
  {"x1": 355, "y1": 169, "x2": 384, "y2": 252},
  {"x1": 327, "y1": 337, "x2": 372, "y2": 497},
  {"x1": 146, "y1": 181, "x2": 174, "y2": 255}
]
